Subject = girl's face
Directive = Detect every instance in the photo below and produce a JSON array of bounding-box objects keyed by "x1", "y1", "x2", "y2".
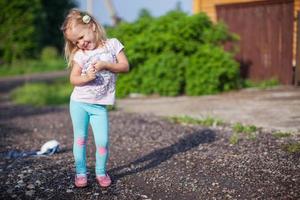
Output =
[{"x1": 66, "y1": 23, "x2": 98, "y2": 50}]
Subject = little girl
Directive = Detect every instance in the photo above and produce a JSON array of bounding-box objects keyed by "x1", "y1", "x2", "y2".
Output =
[{"x1": 61, "y1": 8, "x2": 129, "y2": 188}]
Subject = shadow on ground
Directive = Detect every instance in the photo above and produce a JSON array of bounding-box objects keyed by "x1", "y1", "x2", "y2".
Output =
[{"x1": 110, "y1": 129, "x2": 216, "y2": 180}]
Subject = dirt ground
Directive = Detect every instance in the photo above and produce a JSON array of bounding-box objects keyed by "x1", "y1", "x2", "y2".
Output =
[{"x1": 0, "y1": 72, "x2": 300, "y2": 199}]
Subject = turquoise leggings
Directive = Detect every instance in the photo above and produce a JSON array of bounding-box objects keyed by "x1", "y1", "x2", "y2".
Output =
[{"x1": 69, "y1": 100, "x2": 109, "y2": 176}]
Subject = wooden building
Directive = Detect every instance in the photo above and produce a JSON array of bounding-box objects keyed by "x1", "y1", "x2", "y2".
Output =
[{"x1": 193, "y1": 0, "x2": 300, "y2": 85}]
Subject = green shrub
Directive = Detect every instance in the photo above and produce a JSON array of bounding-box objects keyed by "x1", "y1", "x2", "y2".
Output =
[
  {"x1": 233, "y1": 122, "x2": 257, "y2": 134},
  {"x1": 242, "y1": 78, "x2": 279, "y2": 89},
  {"x1": 108, "y1": 10, "x2": 240, "y2": 97},
  {"x1": 0, "y1": 58, "x2": 65, "y2": 77},
  {"x1": 41, "y1": 46, "x2": 59, "y2": 61},
  {"x1": 116, "y1": 69, "x2": 140, "y2": 98},
  {"x1": 232, "y1": 122, "x2": 257, "y2": 140},
  {"x1": 137, "y1": 52, "x2": 186, "y2": 96},
  {"x1": 185, "y1": 44, "x2": 240, "y2": 95},
  {"x1": 0, "y1": 0, "x2": 42, "y2": 63},
  {"x1": 229, "y1": 133, "x2": 240, "y2": 145},
  {"x1": 11, "y1": 79, "x2": 72, "y2": 107},
  {"x1": 273, "y1": 131, "x2": 292, "y2": 138},
  {"x1": 169, "y1": 115, "x2": 224, "y2": 127},
  {"x1": 282, "y1": 142, "x2": 300, "y2": 153},
  {"x1": 11, "y1": 83, "x2": 49, "y2": 106},
  {"x1": 11, "y1": 79, "x2": 120, "y2": 109},
  {"x1": 116, "y1": 52, "x2": 187, "y2": 97}
]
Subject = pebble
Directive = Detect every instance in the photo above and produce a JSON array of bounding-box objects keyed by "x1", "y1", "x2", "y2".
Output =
[
  {"x1": 25, "y1": 190, "x2": 35, "y2": 196},
  {"x1": 27, "y1": 184, "x2": 35, "y2": 189},
  {"x1": 1, "y1": 111, "x2": 299, "y2": 199},
  {"x1": 35, "y1": 180, "x2": 41, "y2": 186}
]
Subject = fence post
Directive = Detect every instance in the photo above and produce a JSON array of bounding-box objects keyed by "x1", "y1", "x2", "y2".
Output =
[{"x1": 295, "y1": 11, "x2": 300, "y2": 86}]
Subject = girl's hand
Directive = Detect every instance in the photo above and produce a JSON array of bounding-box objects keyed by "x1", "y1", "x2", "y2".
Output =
[
  {"x1": 85, "y1": 66, "x2": 96, "y2": 81},
  {"x1": 93, "y1": 61, "x2": 108, "y2": 72}
]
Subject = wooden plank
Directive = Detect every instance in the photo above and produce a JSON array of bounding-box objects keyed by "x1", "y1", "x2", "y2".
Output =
[
  {"x1": 295, "y1": 11, "x2": 300, "y2": 85},
  {"x1": 214, "y1": 0, "x2": 262, "y2": 6},
  {"x1": 216, "y1": 0, "x2": 294, "y2": 84},
  {"x1": 194, "y1": 0, "x2": 298, "y2": 69}
]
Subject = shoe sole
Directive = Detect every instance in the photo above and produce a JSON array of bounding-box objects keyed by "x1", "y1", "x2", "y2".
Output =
[
  {"x1": 96, "y1": 179, "x2": 111, "y2": 187},
  {"x1": 75, "y1": 183, "x2": 87, "y2": 188}
]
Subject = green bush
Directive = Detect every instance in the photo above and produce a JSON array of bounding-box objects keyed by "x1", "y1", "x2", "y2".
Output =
[
  {"x1": 242, "y1": 78, "x2": 279, "y2": 89},
  {"x1": 11, "y1": 83, "x2": 49, "y2": 106},
  {"x1": 137, "y1": 52, "x2": 186, "y2": 96},
  {"x1": 0, "y1": 0, "x2": 42, "y2": 63},
  {"x1": 0, "y1": 58, "x2": 65, "y2": 77},
  {"x1": 185, "y1": 44, "x2": 240, "y2": 95},
  {"x1": 116, "y1": 70, "x2": 140, "y2": 98},
  {"x1": 108, "y1": 10, "x2": 240, "y2": 98},
  {"x1": 11, "y1": 79, "x2": 72, "y2": 107},
  {"x1": 116, "y1": 52, "x2": 187, "y2": 97},
  {"x1": 0, "y1": 0, "x2": 76, "y2": 63},
  {"x1": 41, "y1": 46, "x2": 59, "y2": 61}
]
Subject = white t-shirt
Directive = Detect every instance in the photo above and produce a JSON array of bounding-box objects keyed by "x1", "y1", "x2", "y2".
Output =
[{"x1": 71, "y1": 38, "x2": 124, "y2": 105}]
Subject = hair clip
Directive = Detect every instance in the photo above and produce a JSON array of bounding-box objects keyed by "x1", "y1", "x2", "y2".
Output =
[{"x1": 82, "y1": 15, "x2": 91, "y2": 24}]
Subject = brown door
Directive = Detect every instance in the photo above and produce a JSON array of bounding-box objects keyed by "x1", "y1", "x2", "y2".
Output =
[{"x1": 216, "y1": 0, "x2": 294, "y2": 84}]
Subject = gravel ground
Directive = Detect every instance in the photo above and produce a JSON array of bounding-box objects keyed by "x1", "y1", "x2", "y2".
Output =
[{"x1": 1, "y1": 102, "x2": 300, "y2": 199}]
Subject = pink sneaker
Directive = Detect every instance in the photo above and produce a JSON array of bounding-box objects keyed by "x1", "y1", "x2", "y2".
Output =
[
  {"x1": 96, "y1": 174, "x2": 112, "y2": 187},
  {"x1": 75, "y1": 175, "x2": 87, "y2": 188}
]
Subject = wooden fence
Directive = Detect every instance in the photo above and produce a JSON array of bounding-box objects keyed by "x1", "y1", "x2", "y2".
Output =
[{"x1": 216, "y1": 0, "x2": 294, "y2": 84}]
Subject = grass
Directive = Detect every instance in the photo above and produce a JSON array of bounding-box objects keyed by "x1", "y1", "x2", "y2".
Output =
[
  {"x1": 229, "y1": 133, "x2": 239, "y2": 145},
  {"x1": 282, "y1": 142, "x2": 300, "y2": 153},
  {"x1": 168, "y1": 115, "x2": 224, "y2": 127},
  {"x1": 233, "y1": 122, "x2": 257, "y2": 134},
  {"x1": 242, "y1": 78, "x2": 279, "y2": 89},
  {"x1": 10, "y1": 78, "x2": 118, "y2": 111},
  {"x1": 168, "y1": 116, "x2": 259, "y2": 145},
  {"x1": 11, "y1": 78, "x2": 72, "y2": 107},
  {"x1": 0, "y1": 58, "x2": 66, "y2": 77},
  {"x1": 229, "y1": 123, "x2": 259, "y2": 144},
  {"x1": 272, "y1": 131, "x2": 292, "y2": 138}
]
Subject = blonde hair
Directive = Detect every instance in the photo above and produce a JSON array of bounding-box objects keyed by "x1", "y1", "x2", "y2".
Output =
[{"x1": 61, "y1": 8, "x2": 107, "y2": 68}]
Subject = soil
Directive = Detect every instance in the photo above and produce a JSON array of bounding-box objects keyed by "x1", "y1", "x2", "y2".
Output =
[{"x1": 0, "y1": 72, "x2": 300, "y2": 199}]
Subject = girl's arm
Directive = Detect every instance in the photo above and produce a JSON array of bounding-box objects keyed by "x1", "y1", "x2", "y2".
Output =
[
  {"x1": 70, "y1": 62, "x2": 96, "y2": 86},
  {"x1": 93, "y1": 50, "x2": 129, "y2": 73}
]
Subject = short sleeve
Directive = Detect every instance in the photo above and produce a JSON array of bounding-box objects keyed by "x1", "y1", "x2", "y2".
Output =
[
  {"x1": 73, "y1": 51, "x2": 84, "y2": 67},
  {"x1": 108, "y1": 38, "x2": 124, "y2": 55}
]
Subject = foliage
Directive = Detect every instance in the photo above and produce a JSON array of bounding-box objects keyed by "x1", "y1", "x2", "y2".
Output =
[
  {"x1": 41, "y1": 46, "x2": 59, "y2": 61},
  {"x1": 0, "y1": 0, "x2": 76, "y2": 63},
  {"x1": 185, "y1": 44, "x2": 240, "y2": 95},
  {"x1": 0, "y1": 0, "x2": 43, "y2": 63},
  {"x1": 10, "y1": 79, "x2": 117, "y2": 111},
  {"x1": 11, "y1": 78, "x2": 72, "y2": 107},
  {"x1": 135, "y1": 52, "x2": 186, "y2": 96},
  {"x1": 242, "y1": 78, "x2": 279, "y2": 89},
  {"x1": 168, "y1": 115, "x2": 224, "y2": 127},
  {"x1": 137, "y1": 9, "x2": 153, "y2": 20},
  {"x1": 272, "y1": 131, "x2": 292, "y2": 138},
  {"x1": 282, "y1": 142, "x2": 300, "y2": 153},
  {"x1": 0, "y1": 58, "x2": 65, "y2": 77},
  {"x1": 233, "y1": 122, "x2": 257, "y2": 134},
  {"x1": 39, "y1": 0, "x2": 76, "y2": 52},
  {"x1": 232, "y1": 122, "x2": 257, "y2": 141},
  {"x1": 229, "y1": 133, "x2": 239, "y2": 145},
  {"x1": 107, "y1": 10, "x2": 240, "y2": 97}
]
